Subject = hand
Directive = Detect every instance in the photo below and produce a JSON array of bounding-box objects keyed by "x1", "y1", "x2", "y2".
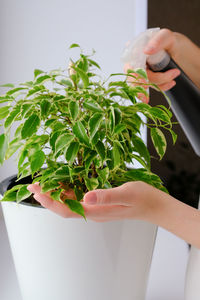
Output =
[
  {"x1": 27, "y1": 181, "x2": 155, "y2": 222},
  {"x1": 144, "y1": 28, "x2": 181, "y2": 91}
]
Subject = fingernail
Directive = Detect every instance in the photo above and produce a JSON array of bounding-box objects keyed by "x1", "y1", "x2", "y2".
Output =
[
  {"x1": 84, "y1": 191, "x2": 97, "y2": 204},
  {"x1": 27, "y1": 185, "x2": 34, "y2": 192},
  {"x1": 143, "y1": 45, "x2": 155, "y2": 53}
]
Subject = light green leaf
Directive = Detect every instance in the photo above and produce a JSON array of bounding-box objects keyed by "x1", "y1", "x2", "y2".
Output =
[
  {"x1": 89, "y1": 113, "x2": 103, "y2": 140},
  {"x1": 58, "y1": 79, "x2": 73, "y2": 87},
  {"x1": 69, "y1": 43, "x2": 80, "y2": 49},
  {"x1": 41, "y1": 181, "x2": 60, "y2": 193},
  {"x1": 55, "y1": 133, "x2": 74, "y2": 154},
  {"x1": 0, "y1": 83, "x2": 15, "y2": 88},
  {"x1": 16, "y1": 185, "x2": 32, "y2": 203},
  {"x1": 83, "y1": 100, "x2": 103, "y2": 112},
  {"x1": 151, "y1": 128, "x2": 167, "y2": 159},
  {"x1": 0, "y1": 106, "x2": 10, "y2": 120},
  {"x1": 34, "y1": 69, "x2": 44, "y2": 78},
  {"x1": 7, "y1": 87, "x2": 27, "y2": 95},
  {"x1": 30, "y1": 150, "x2": 45, "y2": 174},
  {"x1": 6, "y1": 138, "x2": 23, "y2": 159},
  {"x1": 97, "y1": 167, "x2": 109, "y2": 184},
  {"x1": 35, "y1": 75, "x2": 51, "y2": 85},
  {"x1": 4, "y1": 106, "x2": 21, "y2": 128},
  {"x1": 135, "y1": 68, "x2": 148, "y2": 80},
  {"x1": 69, "y1": 100, "x2": 79, "y2": 120},
  {"x1": 73, "y1": 121, "x2": 90, "y2": 145},
  {"x1": 88, "y1": 59, "x2": 101, "y2": 69},
  {"x1": 21, "y1": 114, "x2": 40, "y2": 139},
  {"x1": 50, "y1": 189, "x2": 62, "y2": 201},
  {"x1": 74, "y1": 67, "x2": 89, "y2": 88},
  {"x1": 65, "y1": 141, "x2": 79, "y2": 165},
  {"x1": 112, "y1": 142, "x2": 121, "y2": 169},
  {"x1": 0, "y1": 133, "x2": 8, "y2": 164},
  {"x1": 84, "y1": 177, "x2": 99, "y2": 191}
]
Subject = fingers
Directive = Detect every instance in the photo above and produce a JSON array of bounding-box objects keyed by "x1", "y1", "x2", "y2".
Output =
[
  {"x1": 144, "y1": 28, "x2": 175, "y2": 55},
  {"x1": 146, "y1": 68, "x2": 180, "y2": 91},
  {"x1": 83, "y1": 182, "x2": 137, "y2": 206}
]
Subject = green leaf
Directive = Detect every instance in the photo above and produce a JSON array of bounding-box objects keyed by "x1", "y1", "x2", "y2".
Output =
[
  {"x1": 73, "y1": 121, "x2": 90, "y2": 145},
  {"x1": 97, "y1": 167, "x2": 109, "y2": 184},
  {"x1": 83, "y1": 100, "x2": 103, "y2": 112},
  {"x1": 0, "y1": 133, "x2": 8, "y2": 164},
  {"x1": 85, "y1": 150, "x2": 96, "y2": 170},
  {"x1": 132, "y1": 135, "x2": 150, "y2": 168},
  {"x1": 0, "y1": 106, "x2": 10, "y2": 120},
  {"x1": 41, "y1": 181, "x2": 60, "y2": 193},
  {"x1": 168, "y1": 128, "x2": 177, "y2": 145},
  {"x1": 55, "y1": 133, "x2": 74, "y2": 154},
  {"x1": 50, "y1": 189, "x2": 62, "y2": 201},
  {"x1": 88, "y1": 59, "x2": 101, "y2": 69},
  {"x1": 114, "y1": 108, "x2": 122, "y2": 126},
  {"x1": 35, "y1": 75, "x2": 51, "y2": 85},
  {"x1": 1, "y1": 190, "x2": 17, "y2": 202},
  {"x1": 30, "y1": 150, "x2": 45, "y2": 174},
  {"x1": 109, "y1": 107, "x2": 115, "y2": 133},
  {"x1": 65, "y1": 141, "x2": 79, "y2": 165},
  {"x1": 7, "y1": 87, "x2": 27, "y2": 95},
  {"x1": 64, "y1": 199, "x2": 86, "y2": 219},
  {"x1": 21, "y1": 114, "x2": 40, "y2": 139},
  {"x1": 114, "y1": 124, "x2": 126, "y2": 134},
  {"x1": 95, "y1": 140, "x2": 106, "y2": 161},
  {"x1": 84, "y1": 177, "x2": 99, "y2": 191},
  {"x1": 0, "y1": 95, "x2": 14, "y2": 103},
  {"x1": 27, "y1": 85, "x2": 45, "y2": 97},
  {"x1": 6, "y1": 138, "x2": 23, "y2": 159},
  {"x1": 34, "y1": 69, "x2": 44, "y2": 78},
  {"x1": 40, "y1": 100, "x2": 51, "y2": 118},
  {"x1": 151, "y1": 128, "x2": 167, "y2": 159},
  {"x1": 4, "y1": 106, "x2": 21, "y2": 128},
  {"x1": 74, "y1": 186, "x2": 84, "y2": 202},
  {"x1": 58, "y1": 79, "x2": 73, "y2": 87},
  {"x1": 112, "y1": 142, "x2": 121, "y2": 169},
  {"x1": 69, "y1": 100, "x2": 79, "y2": 120},
  {"x1": 0, "y1": 83, "x2": 15, "y2": 88},
  {"x1": 69, "y1": 43, "x2": 80, "y2": 49},
  {"x1": 135, "y1": 68, "x2": 148, "y2": 80},
  {"x1": 16, "y1": 185, "x2": 32, "y2": 203},
  {"x1": 89, "y1": 113, "x2": 103, "y2": 140},
  {"x1": 150, "y1": 107, "x2": 171, "y2": 123},
  {"x1": 74, "y1": 67, "x2": 89, "y2": 88}
]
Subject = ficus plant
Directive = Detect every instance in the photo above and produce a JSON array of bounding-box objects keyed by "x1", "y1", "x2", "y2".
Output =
[{"x1": 0, "y1": 43, "x2": 177, "y2": 219}]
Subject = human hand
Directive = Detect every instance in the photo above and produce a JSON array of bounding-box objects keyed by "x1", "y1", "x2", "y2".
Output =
[
  {"x1": 144, "y1": 28, "x2": 181, "y2": 91},
  {"x1": 27, "y1": 181, "x2": 156, "y2": 222}
]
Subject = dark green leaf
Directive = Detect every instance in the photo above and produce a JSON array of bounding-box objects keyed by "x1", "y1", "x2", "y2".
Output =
[
  {"x1": 40, "y1": 99, "x2": 51, "y2": 118},
  {"x1": 65, "y1": 199, "x2": 86, "y2": 219},
  {"x1": 74, "y1": 186, "x2": 84, "y2": 202},
  {"x1": 95, "y1": 141, "x2": 106, "y2": 161}
]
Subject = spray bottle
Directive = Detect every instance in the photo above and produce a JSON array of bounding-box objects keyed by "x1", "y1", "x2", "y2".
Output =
[{"x1": 121, "y1": 28, "x2": 200, "y2": 156}]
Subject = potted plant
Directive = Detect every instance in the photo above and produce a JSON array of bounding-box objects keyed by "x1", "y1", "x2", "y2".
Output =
[{"x1": 0, "y1": 44, "x2": 176, "y2": 300}]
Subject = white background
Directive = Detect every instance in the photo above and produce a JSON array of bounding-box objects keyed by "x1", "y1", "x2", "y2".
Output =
[{"x1": 0, "y1": 0, "x2": 189, "y2": 299}]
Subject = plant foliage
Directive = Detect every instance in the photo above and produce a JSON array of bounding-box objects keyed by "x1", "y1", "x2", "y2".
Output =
[{"x1": 0, "y1": 44, "x2": 177, "y2": 218}]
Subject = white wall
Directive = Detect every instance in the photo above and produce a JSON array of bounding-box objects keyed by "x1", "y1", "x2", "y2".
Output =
[{"x1": 0, "y1": 1, "x2": 147, "y2": 299}]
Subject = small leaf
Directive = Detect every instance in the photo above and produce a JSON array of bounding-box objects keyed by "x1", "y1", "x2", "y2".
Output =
[
  {"x1": 30, "y1": 150, "x2": 45, "y2": 174},
  {"x1": 88, "y1": 59, "x2": 101, "y2": 69},
  {"x1": 109, "y1": 107, "x2": 115, "y2": 133},
  {"x1": 69, "y1": 43, "x2": 80, "y2": 49},
  {"x1": 6, "y1": 138, "x2": 23, "y2": 159},
  {"x1": 34, "y1": 69, "x2": 44, "y2": 78},
  {"x1": 0, "y1": 106, "x2": 10, "y2": 120},
  {"x1": 40, "y1": 99, "x2": 51, "y2": 118},
  {"x1": 113, "y1": 142, "x2": 120, "y2": 169},
  {"x1": 51, "y1": 189, "x2": 62, "y2": 201},
  {"x1": 73, "y1": 121, "x2": 90, "y2": 145},
  {"x1": 65, "y1": 141, "x2": 79, "y2": 165},
  {"x1": 89, "y1": 113, "x2": 103, "y2": 140},
  {"x1": 55, "y1": 133, "x2": 74, "y2": 154},
  {"x1": 35, "y1": 75, "x2": 51, "y2": 85},
  {"x1": 0, "y1": 133, "x2": 8, "y2": 164},
  {"x1": 85, "y1": 150, "x2": 96, "y2": 170},
  {"x1": 4, "y1": 106, "x2": 21, "y2": 128},
  {"x1": 84, "y1": 177, "x2": 99, "y2": 191},
  {"x1": 7, "y1": 87, "x2": 27, "y2": 95},
  {"x1": 151, "y1": 128, "x2": 167, "y2": 159},
  {"x1": 21, "y1": 114, "x2": 40, "y2": 139},
  {"x1": 65, "y1": 199, "x2": 86, "y2": 219},
  {"x1": 74, "y1": 67, "x2": 89, "y2": 88},
  {"x1": 16, "y1": 185, "x2": 32, "y2": 203},
  {"x1": 41, "y1": 181, "x2": 60, "y2": 193},
  {"x1": 69, "y1": 101, "x2": 79, "y2": 120},
  {"x1": 0, "y1": 83, "x2": 15, "y2": 88},
  {"x1": 135, "y1": 68, "x2": 148, "y2": 80},
  {"x1": 97, "y1": 167, "x2": 109, "y2": 184},
  {"x1": 168, "y1": 128, "x2": 177, "y2": 145},
  {"x1": 58, "y1": 79, "x2": 73, "y2": 87}
]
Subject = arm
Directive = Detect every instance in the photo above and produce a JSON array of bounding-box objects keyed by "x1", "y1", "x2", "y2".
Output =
[
  {"x1": 28, "y1": 181, "x2": 200, "y2": 249},
  {"x1": 144, "y1": 29, "x2": 200, "y2": 89}
]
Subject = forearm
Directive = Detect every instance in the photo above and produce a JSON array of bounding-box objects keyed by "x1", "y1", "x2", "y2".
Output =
[
  {"x1": 145, "y1": 187, "x2": 200, "y2": 249},
  {"x1": 173, "y1": 32, "x2": 200, "y2": 88}
]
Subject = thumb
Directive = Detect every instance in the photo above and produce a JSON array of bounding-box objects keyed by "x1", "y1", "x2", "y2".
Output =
[{"x1": 83, "y1": 183, "x2": 134, "y2": 206}]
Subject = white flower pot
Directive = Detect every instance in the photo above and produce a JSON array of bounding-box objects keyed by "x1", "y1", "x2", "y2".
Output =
[
  {"x1": 0, "y1": 178, "x2": 157, "y2": 300},
  {"x1": 184, "y1": 199, "x2": 200, "y2": 300}
]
